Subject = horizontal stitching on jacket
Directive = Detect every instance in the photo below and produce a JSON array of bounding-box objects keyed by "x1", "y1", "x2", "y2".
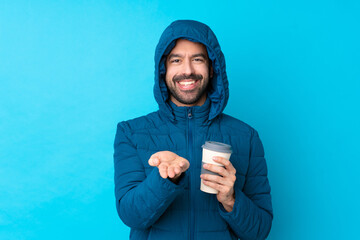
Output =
[
  {"x1": 198, "y1": 228, "x2": 230, "y2": 233},
  {"x1": 131, "y1": 132, "x2": 184, "y2": 136},
  {"x1": 151, "y1": 226, "x2": 186, "y2": 232},
  {"x1": 137, "y1": 147, "x2": 186, "y2": 151},
  {"x1": 151, "y1": 227, "x2": 230, "y2": 233},
  {"x1": 210, "y1": 127, "x2": 250, "y2": 134}
]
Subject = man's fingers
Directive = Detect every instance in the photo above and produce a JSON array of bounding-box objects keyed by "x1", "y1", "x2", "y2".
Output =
[
  {"x1": 202, "y1": 179, "x2": 233, "y2": 195},
  {"x1": 204, "y1": 163, "x2": 228, "y2": 177},
  {"x1": 159, "y1": 163, "x2": 168, "y2": 178},
  {"x1": 168, "y1": 165, "x2": 175, "y2": 178},
  {"x1": 174, "y1": 166, "x2": 181, "y2": 175},
  {"x1": 201, "y1": 174, "x2": 227, "y2": 185},
  {"x1": 179, "y1": 159, "x2": 190, "y2": 170},
  {"x1": 202, "y1": 180, "x2": 222, "y2": 192},
  {"x1": 213, "y1": 157, "x2": 236, "y2": 174}
]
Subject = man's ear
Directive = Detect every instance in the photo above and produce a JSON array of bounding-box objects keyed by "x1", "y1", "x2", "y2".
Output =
[{"x1": 210, "y1": 66, "x2": 214, "y2": 79}]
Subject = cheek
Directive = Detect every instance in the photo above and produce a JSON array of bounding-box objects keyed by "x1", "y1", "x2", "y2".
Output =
[
  {"x1": 198, "y1": 67, "x2": 210, "y2": 78},
  {"x1": 195, "y1": 64, "x2": 209, "y2": 74},
  {"x1": 165, "y1": 72, "x2": 176, "y2": 87},
  {"x1": 165, "y1": 67, "x2": 175, "y2": 79},
  {"x1": 165, "y1": 72, "x2": 173, "y2": 82}
]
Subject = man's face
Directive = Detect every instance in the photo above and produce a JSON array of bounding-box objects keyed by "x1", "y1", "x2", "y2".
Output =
[{"x1": 165, "y1": 39, "x2": 212, "y2": 106}]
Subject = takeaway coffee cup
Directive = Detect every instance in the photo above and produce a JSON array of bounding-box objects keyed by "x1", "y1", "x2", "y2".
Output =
[{"x1": 200, "y1": 141, "x2": 232, "y2": 194}]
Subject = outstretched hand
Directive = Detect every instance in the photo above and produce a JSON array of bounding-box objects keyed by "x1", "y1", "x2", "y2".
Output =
[{"x1": 149, "y1": 151, "x2": 190, "y2": 183}]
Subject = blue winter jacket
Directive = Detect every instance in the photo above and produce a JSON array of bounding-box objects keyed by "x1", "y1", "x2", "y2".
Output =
[{"x1": 114, "y1": 20, "x2": 273, "y2": 240}]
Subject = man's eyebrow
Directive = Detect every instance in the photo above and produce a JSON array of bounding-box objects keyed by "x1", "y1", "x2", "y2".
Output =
[
  {"x1": 192, "y1": 53, "x2": 208, "y2": 59},
  {"x1": 167, "y1": 53, "x2": 183, "y2": 60},
  {"x1": 167, "y1": 53, "x2": 208, "y2": 60}
]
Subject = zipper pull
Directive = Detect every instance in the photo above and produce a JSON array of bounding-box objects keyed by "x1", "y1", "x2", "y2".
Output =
[{"x1": 187, "y1": 108, "x2": 193, "y2": 119}]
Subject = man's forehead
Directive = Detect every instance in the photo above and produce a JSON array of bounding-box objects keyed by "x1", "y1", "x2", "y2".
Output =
[{"x1": 169, "y1": 39, "x2": 208, "y2": 55}]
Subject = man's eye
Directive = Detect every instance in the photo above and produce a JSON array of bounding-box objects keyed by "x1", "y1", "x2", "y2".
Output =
[
  {"x1": 194, "y1": 58, "x2": 204, "y2": 62},
  {"x1": 171, "y1": 59, "x2": 180, "y2": 63}
]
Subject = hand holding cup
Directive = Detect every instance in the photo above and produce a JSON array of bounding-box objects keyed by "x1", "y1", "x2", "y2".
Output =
[
  {"x1": 200, "y1": 141, "x2": 236, "y2": 212},
  {"x1": 201, "y1": 156, "x2": 236, "y2": 212}
]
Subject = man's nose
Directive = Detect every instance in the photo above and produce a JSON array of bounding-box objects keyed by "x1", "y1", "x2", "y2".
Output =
[{"x1": 182, "y1": 59, "x2": 195, "y2": 76}]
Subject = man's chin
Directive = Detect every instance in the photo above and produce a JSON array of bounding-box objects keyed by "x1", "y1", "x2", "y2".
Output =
[{"x1": 174, "y1": 94, "x2": 203, "y2": 105}]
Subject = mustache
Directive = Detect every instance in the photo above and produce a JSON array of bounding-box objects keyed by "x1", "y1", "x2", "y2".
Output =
[{"x1": 173, "y1": 73, "x2": 203, "y2": 82}]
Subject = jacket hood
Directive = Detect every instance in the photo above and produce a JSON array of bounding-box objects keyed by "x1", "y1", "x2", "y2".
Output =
[{"x1": 153, "y1": 20, "x2": 229, "y2": 121}]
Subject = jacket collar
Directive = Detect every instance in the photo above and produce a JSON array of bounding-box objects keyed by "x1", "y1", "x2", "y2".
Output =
[{"x1": 167, "y1": 96, "x2": 211, "y2": 125}]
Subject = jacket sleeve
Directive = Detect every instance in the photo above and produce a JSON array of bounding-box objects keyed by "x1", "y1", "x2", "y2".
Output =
[
  {"x1": 113, "y1": 122, "x2": 188, "y2": 229},
  {"x1": 218, "y1": 129, "x2": 273, "y2": 240}
]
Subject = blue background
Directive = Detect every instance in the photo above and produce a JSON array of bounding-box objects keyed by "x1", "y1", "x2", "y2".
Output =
[{"x1": 1, "y1": 0, "x2": 359, "y2": 239}]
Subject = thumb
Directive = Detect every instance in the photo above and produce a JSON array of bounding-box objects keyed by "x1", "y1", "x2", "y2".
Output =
[{"x1": 149, "y1": 156, "x2": 160, "y2": 166}]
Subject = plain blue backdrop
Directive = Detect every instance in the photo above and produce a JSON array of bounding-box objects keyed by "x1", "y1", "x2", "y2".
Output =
[{"x1": 1, "y1": 0, "x2": 359, "y2": 239}]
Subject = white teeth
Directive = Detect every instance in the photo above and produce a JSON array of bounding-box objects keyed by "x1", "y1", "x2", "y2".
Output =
[{"x1": 179, "y1": 81, "x2": 195, "y2": 86}]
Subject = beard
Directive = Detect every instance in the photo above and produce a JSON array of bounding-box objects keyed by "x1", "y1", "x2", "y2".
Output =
[{"x1": 166, "y1": 73, "x2": 209, "y2": 105}]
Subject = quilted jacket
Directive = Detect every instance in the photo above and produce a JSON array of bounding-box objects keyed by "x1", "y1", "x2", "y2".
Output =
[{"x1": 114, "y1": 20, "x2": 273, "y2": 240}]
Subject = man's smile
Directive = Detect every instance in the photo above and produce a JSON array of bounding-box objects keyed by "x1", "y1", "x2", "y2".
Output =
[{"x1": 175, "y1": 79, "x2": 200, "y2": 91}]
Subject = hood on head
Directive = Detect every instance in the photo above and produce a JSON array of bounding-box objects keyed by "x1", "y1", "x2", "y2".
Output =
[{"x1": 153, "y1": 20, "x2": 229, "y2": 121}]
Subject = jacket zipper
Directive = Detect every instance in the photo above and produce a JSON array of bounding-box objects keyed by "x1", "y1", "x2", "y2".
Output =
[{"x1": 187, "y1": 108, "x2": 195, "y2": 240}]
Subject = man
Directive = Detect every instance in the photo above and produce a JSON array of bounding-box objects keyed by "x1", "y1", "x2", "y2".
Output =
[{"x1": 114, "y1": 20, "x2": 273, "y2": 239}]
